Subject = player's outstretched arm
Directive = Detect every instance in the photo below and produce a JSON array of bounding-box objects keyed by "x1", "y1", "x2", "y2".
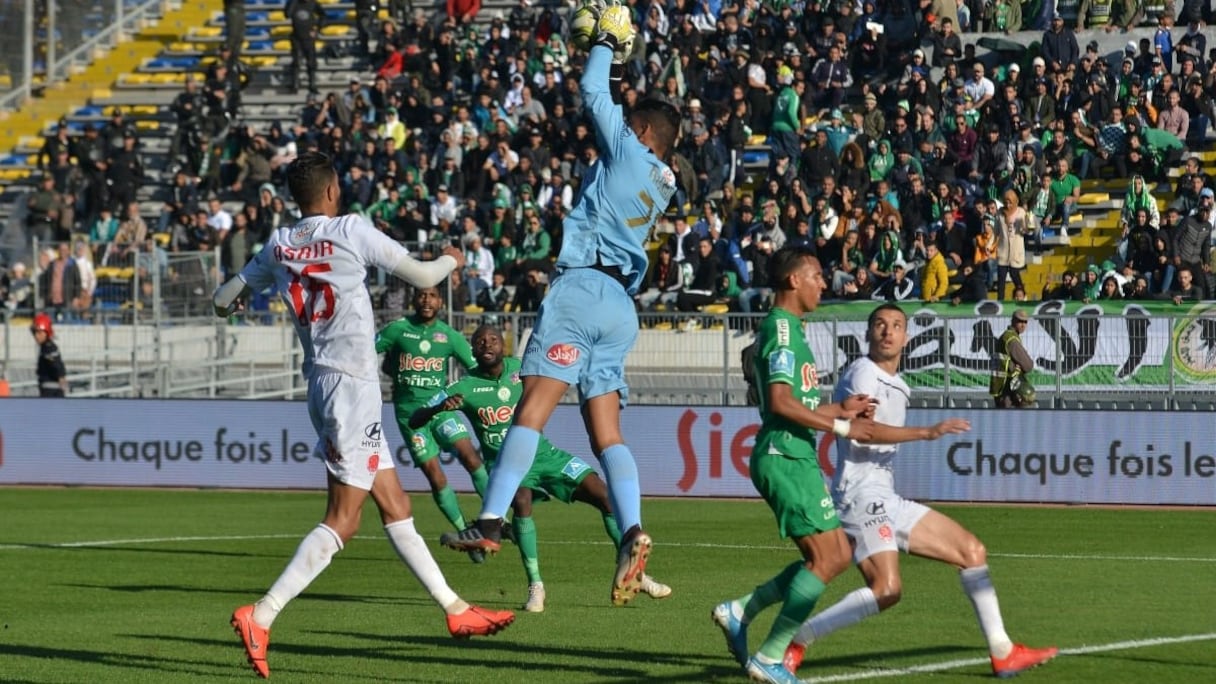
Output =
[
  {"x1": 580, "y1": 5, "x2": 636, "y2": 160},
  {"x1": 854, "y1": 417, "x2": 971, "y2": 445},
  {"x1": 408, "y1": 392, "x2": 465, "y2": 429}
]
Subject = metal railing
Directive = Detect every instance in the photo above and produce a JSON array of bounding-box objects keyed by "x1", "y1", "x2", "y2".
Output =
[
  {"x1": 0, "y1": 0, "x2": 167, "y2": 113},
  {"x1": 3, "y1": 303, "x2": 1215, "y2": 408}
]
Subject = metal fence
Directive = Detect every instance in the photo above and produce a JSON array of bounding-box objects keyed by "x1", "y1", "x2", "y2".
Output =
[
  {"x1": 3, "y1": 301, "x2": 1215, "y2": 409},
  {"x1": 0, "y1": 0, "x2": 165, "y2": 113}
]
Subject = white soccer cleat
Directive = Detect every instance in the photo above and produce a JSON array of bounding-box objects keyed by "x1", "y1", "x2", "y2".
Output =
[
  {"x1": 640, "y1": 574, "x2": 672, "y2": 599},
  {"x1": 523, "y1": 582, "x2": 546, "y2": 613}
]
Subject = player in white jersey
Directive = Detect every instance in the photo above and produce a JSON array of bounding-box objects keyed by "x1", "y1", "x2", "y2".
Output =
[
  {"x1": 213, "y1": 152, "x2": 514, "y2": 679},
  {"x1": 784, "y1": 303, "x2": 1057, "y2": 679}
]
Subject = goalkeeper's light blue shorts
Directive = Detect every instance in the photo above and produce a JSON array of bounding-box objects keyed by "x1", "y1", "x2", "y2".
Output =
[{"x1": 520, "y1": 267, "x2": 637, "y2": 407}]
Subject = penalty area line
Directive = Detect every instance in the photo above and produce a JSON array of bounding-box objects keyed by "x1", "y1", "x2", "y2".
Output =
[{"x1": 799, "y1": 632, "x2": 1216, "y2": 683}]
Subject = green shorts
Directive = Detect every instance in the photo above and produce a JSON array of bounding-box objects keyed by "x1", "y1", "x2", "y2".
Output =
[
  {"x1": 750, "y1": 451, "x2": 839, "y2": 539},
  {"x1": 513, "y1": 444, "x2": 595, "y2": 503},
  {"x1": 393, "y1": 403, "x2": 470, "y2": 466}
]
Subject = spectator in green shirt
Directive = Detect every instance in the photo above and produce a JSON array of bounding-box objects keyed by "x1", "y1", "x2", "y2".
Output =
[{"x1": 1048, "y1": 158, "x2": 1081, "y2": 236}]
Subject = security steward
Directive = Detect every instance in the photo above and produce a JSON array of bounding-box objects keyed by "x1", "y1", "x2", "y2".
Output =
[
  {"x1": 286, "y1": 0, "x2": 324, "y2": 94},
  {"x1": 990, "y1": 309, "x2": 1036, "y2": 408},
  {"x1": 31, "y1": 313, "x2": 68, "y2": 397}
]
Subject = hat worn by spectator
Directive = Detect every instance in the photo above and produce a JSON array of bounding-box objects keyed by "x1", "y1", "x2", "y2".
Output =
[
  {"x1": 1125, "y1": 41, "x2": 1137, "y2": 54},
  {"x1": 691, "y1": 124, "x2": 708, "y2": 137},
  {"x1": 689, "y1": 98, "x2": 702, "y2": 109},
  {"x1": 864, "y1": 93, "x2": 877, "y2": 104},
  {"x1": 830, "y1": 108, "x2": 844, "y2": 120},
  {"x1": 437, "y1": 184, "x2": 449, "y2": 192},
  {"x1": 1201, "y1": 188, "x2": 1214, "y2": 199},
  {"x1": 1033, "y1": 56, "x2": 1045, "y2": 67},
  {"x1": 1009, "y1": 63, "x2": 1020, "y2": 73}
]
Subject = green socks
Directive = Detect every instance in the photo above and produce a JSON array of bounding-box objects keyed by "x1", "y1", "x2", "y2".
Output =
[
  {"x1": 469, "y1": 465, "x2": 489, "y2": 499},
  {"x1": 515, "y1": 516, "x2": 541, "y2": 584},
  {"x1": 758, "y1": 567, "x2": 827, "y2": 661},
  {"x1": 601, "y1": 513, "x2": 623, "y2": 549},
  {"x1": 432, "y1": 486, "x2": 466, "y2": 530},
  {"x1": 742, "y1": 560, "x2": 803, "y2": 622}
]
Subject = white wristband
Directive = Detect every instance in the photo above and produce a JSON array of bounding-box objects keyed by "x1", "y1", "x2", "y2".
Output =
[{"x1": 833, "y1": 418, "x2": 851, "y2": 438}]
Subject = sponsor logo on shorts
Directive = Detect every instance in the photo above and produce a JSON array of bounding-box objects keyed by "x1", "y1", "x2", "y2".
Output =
[
  {"x1": 362, "y1": 422, "x2": 383, "y2": 448},
  {"x1": 877, "y1": 523, "x2": 894, "y2": 543},
  {"x1": 437, "y1": 419, "x2": 464, "y2": 439},
  {"x1": 562, "y1": 457, "x2": 590, "y2": 479},
  {"x1": 865, "y1": 501, "x2": 887, "y2": 516},
  {"x1": 863, "y1": 514, "x2": 891, "y2": 528},
  {"x1": 769, "y1": 349, "x2": 795, "y2": 377},
  {"x1": 367, "y1": 454, "x2": 380, "y2": 474},
  {"x1": 546, "y1": 343, "x2": 580, "y2": 367}
]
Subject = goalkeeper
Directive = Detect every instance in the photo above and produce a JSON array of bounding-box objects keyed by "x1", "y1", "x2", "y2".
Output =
[{"x1": 440, "y1": 1, "x2": 682, "y2": 608}]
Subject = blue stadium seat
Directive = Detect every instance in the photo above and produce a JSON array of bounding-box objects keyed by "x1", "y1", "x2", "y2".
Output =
[
  {"x1": 74, "y1": 105, "x2": 105, "y2": 117},
  {"x1": 0, "y1": 155, "x2": 24, "y2": 167},
  {"x1": 246, "y1": 40, "x2": 274, "y2": 52}
]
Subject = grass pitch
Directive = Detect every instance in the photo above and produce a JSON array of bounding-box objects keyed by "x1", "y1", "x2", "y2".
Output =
[{"x1": 0, "y1": 489, "x2": 1213, "y2": 683}]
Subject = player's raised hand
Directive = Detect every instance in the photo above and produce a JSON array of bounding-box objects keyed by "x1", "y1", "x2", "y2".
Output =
[
  {"x1": 440, "y1": 394, "x2": 465, "y2": 412},
  {"x1": 928, "y1": 418, "x2": 971, "y2": 440},
  {"x1": 441, "y1": 244, "x2": 467, "y2": 271},
  {"x1": 596, "y1": 3, "x2": 635, "y2": 61}
]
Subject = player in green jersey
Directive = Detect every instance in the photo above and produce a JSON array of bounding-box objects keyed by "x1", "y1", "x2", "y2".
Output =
[
  {"x1": 376, "y1": 285, "x2": 487, "y2": 559},
  {"x1": 712, "y1": 247, "x2": 882, "y2": 684},
  {"x1": 410, "y1": 325, "x2": 672, "y2": 612}
]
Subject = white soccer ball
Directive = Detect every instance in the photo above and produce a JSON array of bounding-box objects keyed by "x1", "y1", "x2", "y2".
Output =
[{"x1": 570, "y1": 5, "x2": 599, "y2": 51}]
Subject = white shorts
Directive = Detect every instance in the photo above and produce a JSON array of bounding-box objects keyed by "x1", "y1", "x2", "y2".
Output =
[
  {"x1": 307, "y1": 371, "x2": 394, "y2": 491},
  {"x1": 836, "y1": 485, "x2": 931, "y2": 564}
]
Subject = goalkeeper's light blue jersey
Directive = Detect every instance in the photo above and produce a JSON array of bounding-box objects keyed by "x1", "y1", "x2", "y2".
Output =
[{"x1": 555, "y1": 45, "x2": 677, "y2": 295}]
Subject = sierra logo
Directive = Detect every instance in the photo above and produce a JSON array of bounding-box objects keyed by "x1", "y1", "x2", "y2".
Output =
[
  {"x1": 398, "y1": 353, "x2": 443, "y2": 372},
  {"x1": 675, "y1": 410, "x2": 839, "y2": 491},
  {"x1": 477, "y1": 405, "x2": 515, "y2": 426},
  {"x1": 546, "y1": 344, "x2": 580, "y2": 366}
]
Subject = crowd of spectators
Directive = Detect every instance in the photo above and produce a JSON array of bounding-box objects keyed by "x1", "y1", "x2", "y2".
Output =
[{"x1": 7, "y1": 0, "x2": 1216, "y2": 322}]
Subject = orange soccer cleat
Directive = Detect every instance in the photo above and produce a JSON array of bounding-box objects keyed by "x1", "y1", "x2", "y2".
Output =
[
  {"x1": 991, "y1": 643, "x2": 1059, "y2": 678},
  {"x1": 230, "y1": 604, "x2": 270, "y2": 679},
  {"x1": 446, "y1": 605, "x2": 516, "y2": 638},
  {"x1": 611, "y1": 529, "x2": 652, "y2": 606},
  {"x1": 783, "y1": 641, "x2": 806, "y2": 674}
]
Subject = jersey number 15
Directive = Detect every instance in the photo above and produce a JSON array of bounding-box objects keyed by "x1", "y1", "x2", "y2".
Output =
[{"x1": 287, "y1": 263, "x2": 336, "y2": 325}]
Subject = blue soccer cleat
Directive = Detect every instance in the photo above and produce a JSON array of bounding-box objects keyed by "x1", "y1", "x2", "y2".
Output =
[
  {"x1": 711, "y1": 601, "x2": 749, "y2": 667},
  {"x1": 746, "y1": 655, "x2": 802, "y2": 684}
]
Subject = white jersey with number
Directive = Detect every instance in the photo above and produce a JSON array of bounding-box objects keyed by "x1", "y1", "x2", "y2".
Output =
[
  {"x1": 239, "y1": 214, "x2": 439, "y2": 382},
  {"x1": 830, "y1": 356, "x2": 911, "y2": 499}
]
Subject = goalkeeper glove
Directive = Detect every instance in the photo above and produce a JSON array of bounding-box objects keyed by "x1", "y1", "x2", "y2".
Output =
[{"x1": 595, "y1": 4, "x2": 636, "y2": 63}]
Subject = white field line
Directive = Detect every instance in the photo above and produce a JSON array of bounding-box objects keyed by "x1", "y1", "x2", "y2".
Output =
[
  {"x1": 1, "y1": 535, "x2": 1215, "y2": 566},
  {"x1": 799, "y1": 632, "x2": 1216, "y2": 683}
]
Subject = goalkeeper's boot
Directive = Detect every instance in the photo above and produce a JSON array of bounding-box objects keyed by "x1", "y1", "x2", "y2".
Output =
[
  {"x1": 230, "y1": 604, "x2": 270, "y2": 679},
  {"x1": 640, "y1": 574, "x2": 672, "y2": 599},
  {"x1": 746, "y1": 655, "x2": 801, "y2": 684},
  {"x1": 991, "y1": 643, "x2": 1059, "y2": 678},
  {"x1": 446, "y1": 605, "x2": 516, "y2": 638},
  {"x1": 440, "y1": 518, "x2": 503, "y2": 554},
  {"x1": 711, "y1": 601, "x2": 749, "y2": 666},
  {"x1": 611, "y1": 526, "x2": 651, "y2": 606},
  {"x1": 523, "y1": 582, "x2": 546, "y2": 613}
]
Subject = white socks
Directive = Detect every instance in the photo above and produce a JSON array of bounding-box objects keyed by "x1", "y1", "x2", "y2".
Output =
[
  {"x1": 385, "y1": 518, "x2": 466, "y2": 614},
  {"x1": 254, "y1": 524, "x2": 344, "y2": 628},
  {"x1": 960, "y1": 565, "x2": 1014, "y2": 658},
  {"x1": 793, "y1": 587, "x2": 880, "y2": 647}
]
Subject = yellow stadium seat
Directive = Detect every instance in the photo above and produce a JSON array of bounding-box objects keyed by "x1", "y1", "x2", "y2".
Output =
[
  {"x1": 463, "y1": 305, "x2": 485, "y2": 314},
  {"x1": 121, "y1": 73, "x2": 151, "y2": 86},
  {"x1": 153, "y1": 233, "x2": 171, "y2": 248},
  {"x1": 268, "y1": 11, "x2": 285, "y2": 21},
  {"x1": 191, "y1": 26, "x2": 223, "y2": 39},
  {"x1": 270, "y1": 25, "x2": 291, "y2": 37},
  {"x1": 1194, "y1": 150, "x2": 1216, "y2": 163},
  {"x1": 272, "y1": 39, "x2": 292, "y2": 52},
  {"x1": 320, "y1": 25, "x2": 351, "y2": 37},
  {"x1": 1077, "y1": 192, "x2": 1110, "y2": 205},
  {"x1": 25, "y1": 154, "x2": 38, "y2": 166},
  {"x1": 701, "y1": 304, "x2": 730, "y2": 315},
  {"x1": 130, "y1": 105, "x2": 158, "y2": 116},
  {"x1": 95, "y1": 267, "x2": 120, "y2": 279},
  {"x1": 747, "y1": 134, "x2": 767, "y2": 146},
  {"x1": 92, "y1": 87, "x2": 113, "y2": 100},
  {"x1": 250, "y1": 56, "x2": 277, "y2": 68},
  {"x1": 135, "y1": 120, "x2": 159, "y2": 131},
  {"x1": 168, "y1": 41, "x2": 196, "y2": 52}
]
